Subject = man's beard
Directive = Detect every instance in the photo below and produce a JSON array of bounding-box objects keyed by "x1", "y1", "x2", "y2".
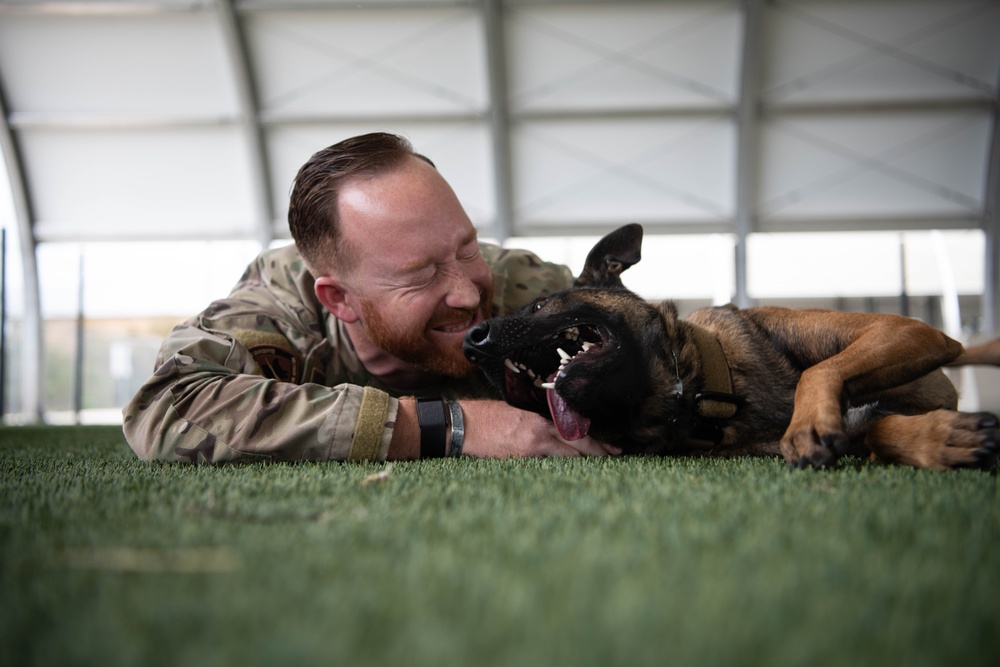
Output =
[{"x1": 358, "y1": 290, "x2": 492, "y2": 378}]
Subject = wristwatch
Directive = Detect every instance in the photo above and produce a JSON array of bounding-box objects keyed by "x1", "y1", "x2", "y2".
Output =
[
  {"x1": 416, "y1": 397, "x2": 448, "y2": 459},
  {"x1": 415, "y1": 397, "x2": 464, "y2": 458}
]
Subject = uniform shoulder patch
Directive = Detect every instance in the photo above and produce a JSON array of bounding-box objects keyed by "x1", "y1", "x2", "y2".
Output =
[{"x1": 232, "y1": 330, "x2": 302, "y2": 383}]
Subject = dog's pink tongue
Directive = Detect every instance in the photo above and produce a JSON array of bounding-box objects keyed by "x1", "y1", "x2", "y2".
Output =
[{"x1": 546, "y1": 386, "x2": 591, "y2": 441}]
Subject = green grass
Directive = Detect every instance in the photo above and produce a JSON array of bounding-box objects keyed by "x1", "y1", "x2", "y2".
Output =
[{"x1": 2, "y1": 425, "x2": 998, "y2": 667}]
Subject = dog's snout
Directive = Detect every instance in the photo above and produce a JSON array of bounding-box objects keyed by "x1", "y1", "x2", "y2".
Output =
[
  {"x1": 466, "y1": 321, "x2": 491, "y2": 346},
  {"x1": 463, "y1": 321, "x2": 494, "y2": 363}
]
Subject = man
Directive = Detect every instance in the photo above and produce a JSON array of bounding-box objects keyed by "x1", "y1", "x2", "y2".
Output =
[{"x1": 123, "y1": 132, "x2": 616, "y2": 463}]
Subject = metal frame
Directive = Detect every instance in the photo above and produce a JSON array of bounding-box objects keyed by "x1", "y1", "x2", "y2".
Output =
[{"x1": 215, "y1": 0, "x2": 275, "y2": 248}]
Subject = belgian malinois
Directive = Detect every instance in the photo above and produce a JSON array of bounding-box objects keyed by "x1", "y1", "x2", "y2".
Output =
[{"x1": 464, "y1": 224, "x2": 1000, "y2": 470}]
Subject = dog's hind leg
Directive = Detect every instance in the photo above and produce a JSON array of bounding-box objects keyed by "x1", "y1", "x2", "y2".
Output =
[
  {"x1": 858, "y1": 368, "x2": 959, "y2": 415},
  {"x1": 778, "y1": 314, "x2": 963, "y2": 469},
  {"x1": 856, "y1": 369, "x2": 999, "y2": 469},
  {"x1": 864, "y1": 410, "x2": 999, "y2": 470}
]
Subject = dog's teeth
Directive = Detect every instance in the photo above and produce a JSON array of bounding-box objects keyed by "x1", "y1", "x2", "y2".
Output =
[
  {"x1": 563, "y1": 327, "x2": 579, "y2": 341},
  {"x1": 581, "y1": 341, "x2": 594, "y2": 352},
  {"x1": 557, "y1": 347, "x2": 571, "y2": 361},
  {"x1": 504, "y1": 359, "x2": 520, "y2": 374},
  {"x1": 527, "y1": 368, "x2": 537, "y2": 379},
  {"x1": 540, "y1": 382, "x2": 555, "y2": 389}
]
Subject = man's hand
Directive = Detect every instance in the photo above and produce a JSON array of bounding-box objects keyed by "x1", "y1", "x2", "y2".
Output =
[
  {"x1": 388, "y1": 398, "x2": 620, "y2": 459},
  {"x1": 457, "y1": 400, "x2": 620, "y2": 458}
]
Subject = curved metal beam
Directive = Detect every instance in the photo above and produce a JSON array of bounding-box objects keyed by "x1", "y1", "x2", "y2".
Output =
[
  {"x1": 216, "y1": 0, "x2": 275, "y2": 248},
  {"x1": 0, "y1": 80, "x2": 43, "y2": 421}
]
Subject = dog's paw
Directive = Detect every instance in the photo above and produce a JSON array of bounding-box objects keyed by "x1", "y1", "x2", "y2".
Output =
[
  {"x1": 865, "y1": 410, "x2": 999, "y2": 470},
  {"x1": 937, "y1": 411, "x2": 998, "y2": 470},
  {"x1": 780, "y1": 420, "x2": 850, "y2": 470},
  {"x1": 780, "y1": 387, "x2": 851, "y2": 469}
]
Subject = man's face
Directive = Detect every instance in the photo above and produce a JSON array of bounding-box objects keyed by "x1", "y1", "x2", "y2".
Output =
[{"x1": 333, "y1": 157, "x2": 494, "y2": 377}]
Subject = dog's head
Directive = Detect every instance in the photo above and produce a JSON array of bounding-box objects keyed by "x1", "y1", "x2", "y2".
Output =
[{"x1": 464, "y1": 224, "x2": 686, "y2": 452}]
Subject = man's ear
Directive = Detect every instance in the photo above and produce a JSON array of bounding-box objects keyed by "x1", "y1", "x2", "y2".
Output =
[
  {"x1": 314, "y1": 276, "x2": 361, "y2": 324},
  {"x1": 574, "y1": 223, "x2": 643, "y2": 288}
]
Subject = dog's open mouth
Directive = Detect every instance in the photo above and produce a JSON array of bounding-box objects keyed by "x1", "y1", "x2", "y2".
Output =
[{"x1": 501, "y1": 324, "x2": 611, "y2": 441}]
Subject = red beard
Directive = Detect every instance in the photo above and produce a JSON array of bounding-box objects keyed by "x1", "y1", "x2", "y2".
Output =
[{"x1": 358, "y1": 287, "x2": 493, "y2": 378}]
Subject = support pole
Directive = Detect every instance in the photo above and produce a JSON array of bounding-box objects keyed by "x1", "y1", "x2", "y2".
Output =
[
  {"x1": 73, "y1": 250, "x2": 84, "y2": 424},
  {"x1": 734, "y1": 0, "x2": 763, "y2": 307},
  {"x1": 1, "y1": 228, "x2": 6, "y2": 421},
  {"x1": 983, "y1": 84, "x2": 1000, "y2": 335},
  {"x1": 483, "y1": 0, "x2": 514, "y2": 243}
]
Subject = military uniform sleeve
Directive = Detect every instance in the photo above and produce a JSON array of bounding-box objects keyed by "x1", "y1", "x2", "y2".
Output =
[
  {"x1": 122, "y1": 248, "x2": 397, "y2": 465},
  {"x1": 480, "y1": 244, "x2": 575, "y2": 315},
  {"x1": 122, "y1": 325, "x2": 395, "y2": 464}
]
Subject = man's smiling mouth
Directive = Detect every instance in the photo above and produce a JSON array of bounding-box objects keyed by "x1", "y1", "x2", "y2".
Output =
[{"x1": 433, "y1": 312, "x2": 477, "y2": 334}]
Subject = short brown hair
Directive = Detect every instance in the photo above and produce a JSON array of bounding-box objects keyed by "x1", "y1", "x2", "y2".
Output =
[{"x1": 287, "y1": 132, "x2": 434, "y2": 275}]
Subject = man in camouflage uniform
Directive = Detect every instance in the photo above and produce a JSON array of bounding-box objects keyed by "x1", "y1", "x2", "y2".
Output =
[{"x1": 123, "y1": 133, "x2": 616, "y2": 464}]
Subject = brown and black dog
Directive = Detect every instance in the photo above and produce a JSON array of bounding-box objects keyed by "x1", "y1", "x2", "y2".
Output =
[{"x1": 464, "y1": 224, "x2": 1000, "y2": 470}]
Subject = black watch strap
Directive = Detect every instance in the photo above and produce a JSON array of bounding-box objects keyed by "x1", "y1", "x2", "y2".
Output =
[{"x1": 416, "y1": 397, "x2": 448, "y2": 459}]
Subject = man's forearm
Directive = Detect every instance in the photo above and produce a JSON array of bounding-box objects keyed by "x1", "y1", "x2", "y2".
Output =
[
  {"x1": 387, "y1": 398, "x2": 420, "y2": 460},
  {"x1": 124, "y1": 361, "x2": 396, "y2": 464}
]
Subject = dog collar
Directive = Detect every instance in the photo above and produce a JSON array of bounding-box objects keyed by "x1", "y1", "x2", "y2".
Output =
[{"x1": 686, "y1": 323, "x2": 738, "y2": 421}]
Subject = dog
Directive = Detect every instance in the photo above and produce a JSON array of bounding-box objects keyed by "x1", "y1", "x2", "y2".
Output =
[{"x1": 464, "y1": 224, "x2": 1000, "y2": 470}]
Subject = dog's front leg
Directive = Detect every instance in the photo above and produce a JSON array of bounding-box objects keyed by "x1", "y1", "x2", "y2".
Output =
[
  {"x1": 778, "y1": 316, "x2": 963, "y2": 469},
  {"x1": 781, "y1": 365, "x2": 852, "y2": 468}
]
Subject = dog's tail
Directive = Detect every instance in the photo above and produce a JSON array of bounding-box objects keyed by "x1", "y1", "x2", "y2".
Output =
[{"x1": 947, "y1": 338, "x2": 1000, "y2": 367}]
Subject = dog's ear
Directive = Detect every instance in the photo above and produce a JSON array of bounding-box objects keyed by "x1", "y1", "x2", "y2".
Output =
[{"x1": 574, "y1": 223, "x2": 643, "y2": 288}]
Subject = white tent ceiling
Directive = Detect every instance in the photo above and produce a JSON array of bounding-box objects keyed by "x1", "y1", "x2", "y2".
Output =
[{"x1": 0, "y1": 0, "x2": 998, "y2": 419}]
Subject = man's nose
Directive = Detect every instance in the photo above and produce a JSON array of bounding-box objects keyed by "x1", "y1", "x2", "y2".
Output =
[{"x1": 443, "y1": 267, "x2": 482, "y2": 310}]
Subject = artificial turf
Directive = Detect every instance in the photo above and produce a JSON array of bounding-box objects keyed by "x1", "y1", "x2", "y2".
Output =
[{"x1": 2, "y1": 425, "x2": 998, "y2": 667}]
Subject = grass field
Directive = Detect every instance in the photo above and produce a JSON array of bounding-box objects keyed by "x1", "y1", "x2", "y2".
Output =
[{"x1": 2, "y1": 425, "x2": 998, "y2": 667}]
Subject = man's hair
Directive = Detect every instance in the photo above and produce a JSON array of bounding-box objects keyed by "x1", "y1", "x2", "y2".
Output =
[{"x1": 287, "y1": 132, "x2": 434, "y2": 275}]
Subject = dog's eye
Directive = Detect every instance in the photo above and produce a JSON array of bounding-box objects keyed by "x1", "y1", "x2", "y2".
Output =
[{"x1": 532, "y1": 298, "x2": 547, "y2": 312}]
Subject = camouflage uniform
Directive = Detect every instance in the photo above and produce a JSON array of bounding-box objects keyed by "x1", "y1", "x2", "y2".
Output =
[{"x1": 123, "y1": 242, "x2": 573, "y2": 464}]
